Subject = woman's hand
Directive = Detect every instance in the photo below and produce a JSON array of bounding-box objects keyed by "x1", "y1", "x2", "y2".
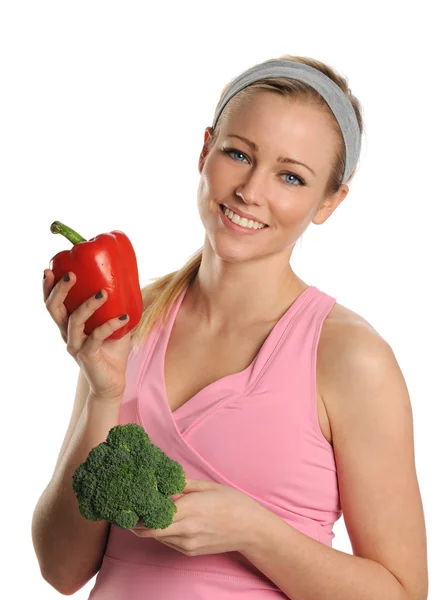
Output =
[
  {"x1": 129, "y1": 478, "x2": 265, "y2": 556},
  {"x1": 43, "y1": 269, "x2": 133, "y2": 402}
]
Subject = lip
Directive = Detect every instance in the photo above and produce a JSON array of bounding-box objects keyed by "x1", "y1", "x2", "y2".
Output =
[
  {"x1": 220, "y1": 204, "x2": 268, "y2": 227},
  {"x1": 218, "y1": 204, "x2": 268, "y2": 235}
]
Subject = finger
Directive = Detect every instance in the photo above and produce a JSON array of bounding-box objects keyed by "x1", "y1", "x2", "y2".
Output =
[
  {"x1": 66, "y1": 288, "x2": 110, "y2": 356},
  {"x1": 42, "y1": 269, "x2": 55, "y2": 303},
  {"x1": 163, "y1": 542, "x2": 184, "y2": 553},
  {"x1": 181, "y1": 478, "x2": 217, "y2": 493},
  {"x1": 130, "y1": 528, "x2": 175, "y2": 539},
  {"x1": 44, "y1": 270, "x2": 74, "y2": 305},
  {"x1": 45, "y1": 271, "x2": 77, "y2": 335},
  {"x1": 79, "y1": 312, "x2": 130, "y2": 355},
  {"x1": 155, "y1": 538, "x2": 189, "y2": 554},
  {"x1": 130, "y1": 516, "x2": 179, "y2": 535}
]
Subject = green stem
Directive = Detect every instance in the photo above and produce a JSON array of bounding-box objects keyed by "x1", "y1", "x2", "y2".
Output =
[{"x1": 50, "y1": 221, "x2": 87, "y2": 245}]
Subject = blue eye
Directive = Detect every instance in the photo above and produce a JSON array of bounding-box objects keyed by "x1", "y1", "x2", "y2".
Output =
[
  {"x1": 221, "y1": 147, "x2": 306, "y2": 187},
  {"x1": 224, "y1": 148, "x2": 248, "y2": 162}
]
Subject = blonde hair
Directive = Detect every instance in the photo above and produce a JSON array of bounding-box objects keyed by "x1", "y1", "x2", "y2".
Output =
[{"x1": 130, "y1": 54, "x2": 365, "y2": 349}]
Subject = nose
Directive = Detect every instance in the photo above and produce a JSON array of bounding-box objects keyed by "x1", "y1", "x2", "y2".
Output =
[{"x1": 235, "y1": 177, "x2": 266, "y2": 207}]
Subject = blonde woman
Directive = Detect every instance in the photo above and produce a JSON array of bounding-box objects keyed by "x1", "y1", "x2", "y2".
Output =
[{"x1": 33, "y1": 55, "x2": 428, "y2": 599}]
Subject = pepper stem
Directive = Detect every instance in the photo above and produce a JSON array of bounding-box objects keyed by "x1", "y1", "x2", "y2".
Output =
[{"x1": 50, "y1": 221, "x2": 87, "y2": 245}]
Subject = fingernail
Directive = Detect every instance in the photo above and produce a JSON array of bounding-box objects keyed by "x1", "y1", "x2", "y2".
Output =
[
  {"x1": 95, "y1": 291, "x2": 103, "y2": 299},
  {"x1": 119, "y1": 314, "x2": 128, "y2": 320},
  {"x1": 63, "y1": 273, "x2": 70, "y2": 282},
  {"x1": 43, "y1": 272, "x2": 46, "y2": 280}
]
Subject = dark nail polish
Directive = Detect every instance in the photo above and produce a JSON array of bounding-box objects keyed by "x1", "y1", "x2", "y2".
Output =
[
  {"x1": 63, "y1": 273, "x2": 70, "y2": 282},
  {"x1": 43, "y1": 272, "x2": 46, "y2": 280},
  {"x1": 95, "y1": 291, "x2": 103, "y2": 299},
  {"x1": 119, "y1": 314, "x2": 128, "y2": 320}
]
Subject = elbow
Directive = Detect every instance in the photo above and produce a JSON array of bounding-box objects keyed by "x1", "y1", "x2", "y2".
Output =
[
  {"x1": 40, "y1": 566, "x2": 94, "y2": 596},
  {"x1": 40, "y1": 567, "x2": 76, "y2": 596},
  {"x1": 32, "y1": 528, "x2": 81, "y2": 595},
  {"x1": 39, "y1": 557, "x2": 101, "y2": 596}
]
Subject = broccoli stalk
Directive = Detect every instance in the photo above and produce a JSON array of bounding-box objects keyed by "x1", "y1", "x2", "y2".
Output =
[{"x1": 72, "y1": 423, "x2": 186, "y2": 530}]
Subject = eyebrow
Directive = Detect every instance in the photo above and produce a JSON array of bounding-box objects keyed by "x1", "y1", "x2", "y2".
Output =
[{"x1": 226, "y1": 133, "x2": 316, "y2": 177}]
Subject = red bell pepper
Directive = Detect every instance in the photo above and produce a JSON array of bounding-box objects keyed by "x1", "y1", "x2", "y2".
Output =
[{"x1": 49, "y1": 221, "x2": 144, "y2": 341}]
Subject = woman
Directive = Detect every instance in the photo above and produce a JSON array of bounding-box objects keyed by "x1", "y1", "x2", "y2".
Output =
[{"x1": 33, "y1": 55, "x2": 428, "y2": 599}]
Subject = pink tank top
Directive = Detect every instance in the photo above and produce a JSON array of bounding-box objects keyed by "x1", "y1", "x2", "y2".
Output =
[{"x1": 89, "y1": 284, "x2": 341, "y2": 599}]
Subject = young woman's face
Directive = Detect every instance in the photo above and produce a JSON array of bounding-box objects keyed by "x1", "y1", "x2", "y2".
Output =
[{"x1": 197, "y1": 91, "x2": 348, "y2": 264}]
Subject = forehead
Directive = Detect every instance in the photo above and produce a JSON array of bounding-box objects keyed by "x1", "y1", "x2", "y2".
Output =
[{"x1": 219, "y1": 91, "x2": 338, "y2": 173}]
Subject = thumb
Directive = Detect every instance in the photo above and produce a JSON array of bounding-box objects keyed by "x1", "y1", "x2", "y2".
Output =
[{"x1": 181, "y1": 478, "x2": 218, "y2": 493}]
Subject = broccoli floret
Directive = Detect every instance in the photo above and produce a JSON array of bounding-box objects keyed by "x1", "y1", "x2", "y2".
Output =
[{"x1": 72, "y1": 423, "x2": 186, "y2": 530}]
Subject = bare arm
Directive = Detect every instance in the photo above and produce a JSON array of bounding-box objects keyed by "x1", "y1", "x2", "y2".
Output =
[
  {"x1": 32, "y1": 369, "x2": 123, "y2": 596},
  {"x1": 52, "y1": 367, "x2": 91, "y2": 478},
  {"x1": 242, "y1": 327, "x2": 428, "y2": 600}
]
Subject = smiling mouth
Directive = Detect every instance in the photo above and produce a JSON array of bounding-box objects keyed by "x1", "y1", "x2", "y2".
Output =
[{"x1": 219, "y1": 204, "x2": 269, "y2": 228}]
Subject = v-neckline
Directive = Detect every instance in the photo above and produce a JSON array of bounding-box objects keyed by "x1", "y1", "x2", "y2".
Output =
[{"x1": 159, "y1": 283, "x2": 316, "y2": 420}]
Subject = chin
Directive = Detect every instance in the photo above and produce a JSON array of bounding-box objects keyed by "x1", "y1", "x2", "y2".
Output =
[
  {"x1": 199, "y1": 203, "x2": 268, "y2": 261},
  {"x1": 206, "y1": 233, "x2": 267, "y2": 264}
]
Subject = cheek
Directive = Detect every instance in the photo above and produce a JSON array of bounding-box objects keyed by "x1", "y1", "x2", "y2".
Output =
[
  {"x1": 273, "y1": 200, "x2": 307, "y2": 228},
  {"x1": 197, "y1": 176, "x2": 212, "y2": 219},
  {"x1": 202, "y1": 156, "x2": 229, "y2": 195},
  {"x1": 198, "y1": 172, "x2": 209, "y2": 197},
  {"x1": 197, "y1": 161, "x2": 225, "y2": 217}
]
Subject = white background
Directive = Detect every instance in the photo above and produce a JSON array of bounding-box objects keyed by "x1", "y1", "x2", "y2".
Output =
[{"x1": 1, "y1": 1, "x2": 441, "y2": 598}]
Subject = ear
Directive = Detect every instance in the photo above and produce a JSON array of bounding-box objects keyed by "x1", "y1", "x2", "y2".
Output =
[
  {"x1": 312, "y1": 184, "x2": 349, "y2": 225},
  {"x1": 198, "y1": 127, "x2": 214, "y2": 174}
]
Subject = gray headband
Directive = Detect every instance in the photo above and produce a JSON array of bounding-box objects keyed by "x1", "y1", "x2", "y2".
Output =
[{"x1": 212, "y1": 59, "x2": 361, "y2": 184}]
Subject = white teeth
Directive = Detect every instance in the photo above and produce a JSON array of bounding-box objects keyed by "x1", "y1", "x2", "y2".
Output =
[{"x1": 222, "y1": 206, "x2": 266, "y2": 229}]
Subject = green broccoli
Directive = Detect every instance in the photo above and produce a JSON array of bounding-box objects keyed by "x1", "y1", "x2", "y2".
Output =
[{"x1": 72, "y1": 423, "x2": 186, "y2": 530}]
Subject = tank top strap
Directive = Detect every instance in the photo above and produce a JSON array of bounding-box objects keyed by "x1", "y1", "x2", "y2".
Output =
[{"x1": 247, "y1": 285, "x2": 335, "y2": 386}]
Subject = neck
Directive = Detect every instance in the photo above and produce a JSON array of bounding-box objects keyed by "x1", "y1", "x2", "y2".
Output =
[{"x1": 185, "y1": 236, "x2": 308, "y2": 333}]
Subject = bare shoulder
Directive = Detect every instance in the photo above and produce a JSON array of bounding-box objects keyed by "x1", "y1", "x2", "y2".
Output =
[
  {"x1": 317, "y1": 301, "x2": 391, "y2": 409},
  {"x1": 317, "y1": 303, "x2": 428, "y2": 598},
  {"x1": 323, "y1": 300, "x2": 381, "y2": 333}
]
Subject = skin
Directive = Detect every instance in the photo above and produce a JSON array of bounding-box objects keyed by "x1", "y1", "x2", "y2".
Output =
[
  {"x1": 131, "y1": 89, "x2": 350, "y2": 546},
  {"x1": 130, "y1": 91, "x2": 428, "y2": 599},
  {"x1": 188, "y1": 90, "x2": 350, "y2": 331}
]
